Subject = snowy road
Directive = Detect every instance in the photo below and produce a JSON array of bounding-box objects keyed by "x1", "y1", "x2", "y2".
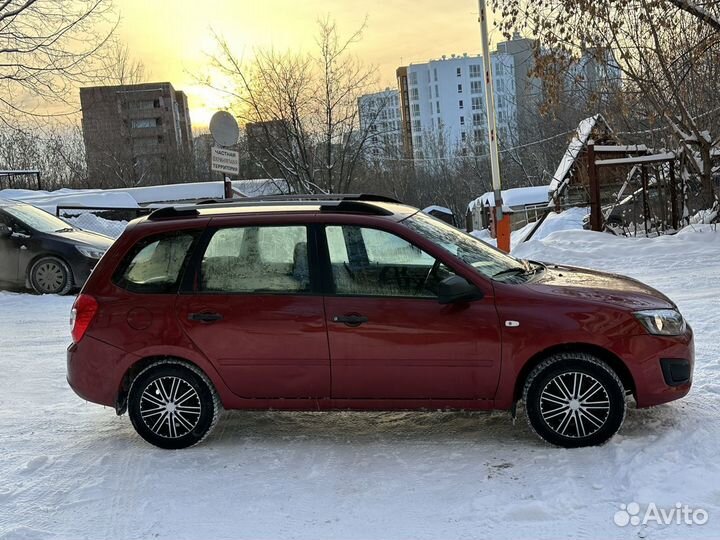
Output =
[{"x1": 1, "y1": 226, "x2": 719, "y2": 540}]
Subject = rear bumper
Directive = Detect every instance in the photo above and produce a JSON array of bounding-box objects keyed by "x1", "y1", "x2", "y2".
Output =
[
  {"x1": 67, "y1": 336, "x2": 136, "y2": 407},
  {"x1": 627, "y1": 326, "x2": 694, "y2": 408}
]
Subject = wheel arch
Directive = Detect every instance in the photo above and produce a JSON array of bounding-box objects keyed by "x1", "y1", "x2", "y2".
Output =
[
  {"x1": 514, "y1": 343, "x2": 636, "y2": 403},
  {"x1": 115, "y1": 355, "x2": 220, "y2": 415}
]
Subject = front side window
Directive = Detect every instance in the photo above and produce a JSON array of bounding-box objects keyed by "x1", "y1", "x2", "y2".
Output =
[
  {"x1": 325, "y1": 225, "x2": 454, "y2": 298},
  {"x1": 199, "y1": 226, "x2": 310, "y2": 293},
  {"x1": 115, "y1": 231, "x2": 197, "y2": 293}
]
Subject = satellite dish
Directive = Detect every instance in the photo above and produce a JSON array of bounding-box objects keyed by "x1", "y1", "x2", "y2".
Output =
[{"x1": 209, "y1": 111, "x2": 239, "y2": 147}]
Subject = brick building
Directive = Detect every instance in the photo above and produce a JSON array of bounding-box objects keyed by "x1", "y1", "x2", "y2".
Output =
[{"x1": 80, "y1": 82, "x2": 193, "y2": 186}]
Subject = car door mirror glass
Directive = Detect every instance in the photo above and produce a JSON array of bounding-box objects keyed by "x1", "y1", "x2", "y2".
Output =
[
  {"x1": 438, "y1": 275, "x2": 483, "y2": 305},
  {"x1": 0, "y1": 224, "x2": 11, "y2": 238}
]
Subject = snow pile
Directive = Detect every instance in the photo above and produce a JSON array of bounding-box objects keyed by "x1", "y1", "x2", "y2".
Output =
[
  {"x1": 422, "y1": 205, "x2": 453, "y2": 215},
  {"x1": 472, "y1": 206, "x2": 589, "y2": 251},
  {"x1": 64, "y1": 213, "x2": 128, "y2": 239},
  {"x1": 0, "y1": 179, "x2": 289, "y2": 213},
  {"x1": 0, "y1": 188, "x2": 139, "y2": 214},
  {"x1": 468, "y1": 185, "x2": 550, "y2": 212}
]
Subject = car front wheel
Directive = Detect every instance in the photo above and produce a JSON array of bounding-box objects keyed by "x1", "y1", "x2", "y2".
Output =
[
  {"x1": 127, "y1": 361, "x2": 220, "y2": 449},
  {"x1": 29, "y1": 256, "x2": 72, "y2": 295},
  {"x1": 523, "y1": 352, "x2": 626, "y2": 448}
]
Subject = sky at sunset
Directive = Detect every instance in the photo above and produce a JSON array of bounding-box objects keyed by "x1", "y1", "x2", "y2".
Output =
[{"x1": 115, "y1": 0, "x2": 507, "y2": 128}]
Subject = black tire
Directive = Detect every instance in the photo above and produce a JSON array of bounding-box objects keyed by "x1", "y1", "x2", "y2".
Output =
[
  {"x1": 128, "y1": 360, "x2": 220, "y2": 450},
  {"x1": 523, "y1": 352, "x2": 626, "y2": 448},
  {"x1": 29, "y1": 256, "x2": 72, "y2": 295}
]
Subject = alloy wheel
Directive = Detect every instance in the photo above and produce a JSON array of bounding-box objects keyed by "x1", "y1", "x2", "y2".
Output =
[
  {"x1": 140, "y1": 376, "x2": 202, "y2": 439},
  {"x1": 539, "y1": 371, "x2": 610, "y2": 438}
]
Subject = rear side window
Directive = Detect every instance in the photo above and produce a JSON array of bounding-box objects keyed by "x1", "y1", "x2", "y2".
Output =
[
  {"x1": 114, "y1": 231, "x2": 197, "y2": 293},
  {"x1": 199, "y1": 225, "x2": 310, "y2": 293}
]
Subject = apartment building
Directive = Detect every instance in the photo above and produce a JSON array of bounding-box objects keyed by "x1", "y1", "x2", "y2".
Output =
[
  {"x1": 399, "y1": 51, "x2": 518, "y2": 159},
  {"x1": 357, "y1": 89, "x2": 403, "y2": 159},
  {"x1": 80, "y1": 82, "x2": 193, "y2": 186}
]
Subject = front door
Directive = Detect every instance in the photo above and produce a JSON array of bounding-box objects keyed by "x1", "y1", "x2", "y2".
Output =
[
  {"x1": 176, "y1": 224, "x2": 330, "y2": 399},
  {"x1": 0, "y1": 210, "x2": 21, "y2": 283},
  {"x1": 322, "y1": 225, "x2": 501, "y2": 401}
]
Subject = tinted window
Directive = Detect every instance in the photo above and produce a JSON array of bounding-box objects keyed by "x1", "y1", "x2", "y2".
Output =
[
  {"x1": 326, "y1": 225, "x2": 454, "y2": 297},
  {"x1": 199, "y1": 226, "x2": 310, "y2": 293},
  {"x1": 114, "y1": 232, "x2": 197, "y2": 293}
]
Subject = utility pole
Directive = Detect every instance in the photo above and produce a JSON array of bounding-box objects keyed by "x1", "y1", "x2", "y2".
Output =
[{"x1": 478, "y1": 0, "x2": 511, "y2": 252}]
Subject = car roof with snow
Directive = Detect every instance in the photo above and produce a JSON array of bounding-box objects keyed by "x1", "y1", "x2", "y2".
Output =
[{"x1": 145, "y1": 194, "x2": 419, "y2": 222}]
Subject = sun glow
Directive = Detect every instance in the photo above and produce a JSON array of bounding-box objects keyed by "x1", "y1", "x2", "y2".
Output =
[{"x1": 115, "y1": 0, "x2": 501, "y2": 130}]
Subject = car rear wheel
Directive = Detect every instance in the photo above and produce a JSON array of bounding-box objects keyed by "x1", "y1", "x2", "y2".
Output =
[
  {"x1": 128, "y1": 361, "x2": 220, "y2": 449},
  {"x1": 523, "y1": 352, "x2": 626, "y2": 448},
  {"x1": 29, "y1": 256, "x2": 72, "y2": 295}
]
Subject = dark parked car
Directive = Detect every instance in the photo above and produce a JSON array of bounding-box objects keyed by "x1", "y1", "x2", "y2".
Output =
[
  {"x1": 0, "y1": 201, "x2": 113, "y2": 294},
  {"x1": 67, "y1": 195, "x2": 694, "y2": 450}
]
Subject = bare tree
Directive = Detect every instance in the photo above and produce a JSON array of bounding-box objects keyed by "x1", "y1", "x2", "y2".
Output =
[
  {"x1": 495, "y1": 0, "x2": 720, "y2": 206},
  {"x1": 0, "y1": 124, "x2": 88, "y2": 189},
  {"x1": 101, "y1": 39, "x2": 148, "y2": 86},
  {"x1": 203, "y1": 18, "x2": 380, "y2": 194},
  {"x1": 0, "y1": 0, "x2": 117, "y2": 126}
]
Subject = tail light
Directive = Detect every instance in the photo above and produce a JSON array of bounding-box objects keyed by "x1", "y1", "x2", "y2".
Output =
[{"x1": 70, "y1": 294, "x2": 98, "y2": 343}]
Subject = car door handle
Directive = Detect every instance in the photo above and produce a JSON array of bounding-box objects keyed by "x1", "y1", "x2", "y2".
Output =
[
  {"x1": 332, "y1": 315, "x2": 368, "y2": 326},
  {"x1": 188, "y1": 312, "x2": 223, "y2": 323}
]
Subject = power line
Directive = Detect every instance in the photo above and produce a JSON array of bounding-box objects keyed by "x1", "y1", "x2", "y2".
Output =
[{"x1": 370, "y1": 127, "x2": 577, "y2": 162}]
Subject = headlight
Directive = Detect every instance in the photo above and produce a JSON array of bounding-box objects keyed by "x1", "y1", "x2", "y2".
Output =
[
  {"x1": 634, "y1": 309, "x2": 686, "y2": 336},
  {"x1": 76, "y1": 246, "x2": 106, "y2": 259}
]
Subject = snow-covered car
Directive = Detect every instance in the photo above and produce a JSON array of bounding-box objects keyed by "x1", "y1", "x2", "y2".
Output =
[
  {"x1": 0, "y1": 201, "x2": 113, "y2": 294},
  {"x1": 67, "y1": 195, "x2": 694, "y2": 449}
]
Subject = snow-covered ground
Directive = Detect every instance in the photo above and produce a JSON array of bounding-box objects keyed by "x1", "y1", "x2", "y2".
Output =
[{"x1": 1, "y1": 225, "x2": 719, "y2": 540}]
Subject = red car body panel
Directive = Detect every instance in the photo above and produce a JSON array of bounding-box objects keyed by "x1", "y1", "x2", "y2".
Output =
[
  {"x1": 67, "y1": 204, "x2": 694, "y2": 415},
  {"x1": 325, "y1": 295, "x2": 501, "y2": 400},
  {"x1": 176, "y1": 294, "x2": 330, "y2": 398}
]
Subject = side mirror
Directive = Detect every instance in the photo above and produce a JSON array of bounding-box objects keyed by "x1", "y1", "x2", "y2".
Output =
[
  {"x1": 0, "y1": 224, "x2": 11, "y2": 238},
  {"x1": 438, "y1": 275, "x2": 484, "y2": 305}
]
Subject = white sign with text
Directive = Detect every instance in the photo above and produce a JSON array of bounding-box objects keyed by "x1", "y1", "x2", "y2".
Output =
[{"x1": 211, "y1": 147, "x2": 240, "y2": 175}]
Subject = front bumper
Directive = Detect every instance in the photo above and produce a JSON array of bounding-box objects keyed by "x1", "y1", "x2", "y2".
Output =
[
  {"x1": 69, "y1": 255, "x2": 99, "y2": 288},
  {"x1": 625, "y1": 326, "x2": 694, "y2": 407}
]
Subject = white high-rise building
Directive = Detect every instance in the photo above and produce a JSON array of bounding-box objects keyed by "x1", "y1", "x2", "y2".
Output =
[
  {"x1": 357, "y1": 89, "x2": 403, "y2": 159},
  {"x1": 401, "y1": 52, "x2": 518, "y2": 159}
]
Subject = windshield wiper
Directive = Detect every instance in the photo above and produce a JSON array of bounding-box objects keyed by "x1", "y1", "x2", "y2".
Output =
[
  {"x1": 54, "y1": 227, "x2": 75, "y2": 233},
  {"x1": 492, "y1": 259, "x2": 542, "y2": 280},
  {"x1": 492, "y1": 266, "x2": 528, "y2": 279}
]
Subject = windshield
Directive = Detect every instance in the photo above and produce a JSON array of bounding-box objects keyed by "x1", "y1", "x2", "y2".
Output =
[
  {"x1": 403, "y1": 211, "x2": 527, "y2": 280},
  {"x1": 3, "y1": 204, "x2": 73, "y2": 233}
]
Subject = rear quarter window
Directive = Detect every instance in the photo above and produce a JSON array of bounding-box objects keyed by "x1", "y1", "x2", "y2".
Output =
[{"x1": 113, "y1": 231, "x2": 199, "y2": 293}]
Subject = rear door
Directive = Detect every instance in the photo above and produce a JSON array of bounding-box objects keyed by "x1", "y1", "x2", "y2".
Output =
[
  {"x1": 322, "y1": 224, "x2": 502, "y2": 401},
  {"x1": 175, "y1": 223, "x2": 330, "y2": 399}
]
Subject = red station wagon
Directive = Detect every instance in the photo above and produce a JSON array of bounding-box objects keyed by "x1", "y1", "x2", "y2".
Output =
[{"x1": 67, "y1": 195, "x2": 694, "y2": 449}]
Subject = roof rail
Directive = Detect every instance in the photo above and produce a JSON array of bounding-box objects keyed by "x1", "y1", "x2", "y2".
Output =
[
  {"x1": 323, "y1": 200, "x2": 393, "y2": 216},
  {"x1": 192, "y1": 193, "x2": 401, "y2": 205},
  {"x1": 147, "y1": 194, "x2": 399, "y2": 221},
  {"x1": 147, "y1": 206, "x2": 200, "y2": 220}
]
